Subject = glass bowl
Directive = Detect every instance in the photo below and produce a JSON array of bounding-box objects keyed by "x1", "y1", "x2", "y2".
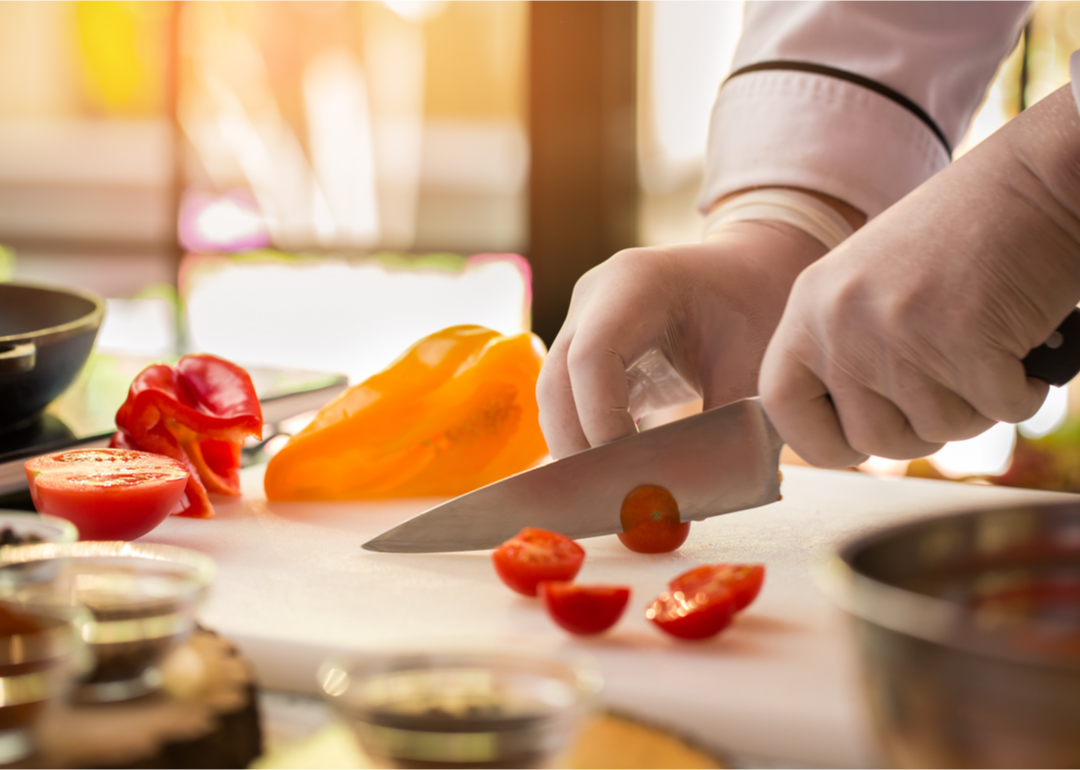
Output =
[
  {"x1": 318, "y1": 645, "x2": 603, "y2": 769},
  {"x1": 0, "y1": 510, "x2": 78, "y2": 551},
  {"x1": 0, "y1": 604, "x2": 87, "y2": 765},
  {"x1": 0, "y1": 541, "x2": 214, "y2": 703}
]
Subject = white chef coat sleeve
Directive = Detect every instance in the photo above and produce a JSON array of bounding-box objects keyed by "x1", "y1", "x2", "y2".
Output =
[
  {"x1": 698, "y1": 1, "x2": 1032, "y2": 218},
  {"x1": 1071, "y1": 50, "x2": 1080, "y2": 114}
]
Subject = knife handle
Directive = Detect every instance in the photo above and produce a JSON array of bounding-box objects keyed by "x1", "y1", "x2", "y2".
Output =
[{"x1": 1022, "y1": 307, "x2": 1080, "y2": 387}]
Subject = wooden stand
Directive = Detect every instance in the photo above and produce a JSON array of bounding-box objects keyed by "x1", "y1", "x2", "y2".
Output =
[{"x1": 34, "y1": 630, "x2": 261, "y2": 769}]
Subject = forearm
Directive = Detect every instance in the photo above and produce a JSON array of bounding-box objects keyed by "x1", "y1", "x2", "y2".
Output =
[{"x1": 1000, "y1": 85, "x2": 1080, "y2": 256}]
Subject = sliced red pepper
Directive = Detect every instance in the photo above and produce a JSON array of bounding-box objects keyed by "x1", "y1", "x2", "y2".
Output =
[{"x1": 110, "y1": 354, "x2": 262, "y2": 519}]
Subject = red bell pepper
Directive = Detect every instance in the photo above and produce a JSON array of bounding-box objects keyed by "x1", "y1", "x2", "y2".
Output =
[{"x1": 110, "y1": 354, "x2": 262, "y2": 519}]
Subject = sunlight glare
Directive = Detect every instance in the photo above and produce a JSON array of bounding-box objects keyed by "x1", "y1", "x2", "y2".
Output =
[
  {"x1": 184, "y1": 254, "x2": 532, "y2": 383},
  {"x1": 930, "y1": 421, "x2": 1017, "y2": 478}
]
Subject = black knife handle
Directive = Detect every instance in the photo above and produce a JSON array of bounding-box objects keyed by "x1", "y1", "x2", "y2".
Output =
[{"x1": 1022, "y1": 307, "x2": 1080, "y2": 387}]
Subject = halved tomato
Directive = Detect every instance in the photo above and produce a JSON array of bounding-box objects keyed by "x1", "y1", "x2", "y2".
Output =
[
  {"x1": 539, "y1": 582, "x2": 630, "y2": 635},
  {"x1": 646, "y1": 586, "x2": 736, "y2": 641},
  {"x1": 492, "y1": 528, "x2": 585, "y2": 596},
  {"x1": 670, "y1": 564, "x2": 765, "y2": 612},
  {"x1": 24, "y1": 449, "x2": 190, "y2": 541},
  {"x1": 617, "y1": 485, "x2": 690, "y2": 554}
]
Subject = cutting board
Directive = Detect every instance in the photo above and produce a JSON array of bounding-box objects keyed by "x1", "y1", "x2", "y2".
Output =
[{"x1": 139, "y1": 464, "x2": 1077, "y2": 767}]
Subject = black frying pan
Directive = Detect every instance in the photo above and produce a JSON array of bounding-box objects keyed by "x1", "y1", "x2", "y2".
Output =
[{"x1": 0, "y1": 282, "x2": 105, "y2": 433}]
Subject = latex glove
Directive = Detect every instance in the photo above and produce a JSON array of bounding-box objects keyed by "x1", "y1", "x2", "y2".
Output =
[
  {"x1": 759, "y1": 85, "x2": 1080, "y2": 468},
  {"x1": 536, "y1": 220, "x2": 829, "y2": 459}
]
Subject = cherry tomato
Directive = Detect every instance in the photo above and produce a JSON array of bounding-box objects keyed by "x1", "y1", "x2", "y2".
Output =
[
  {"x1": 492, "y1": 528, "x2": 585, "y2": 596},
  {"x1": 646, "y1": 586, "x2": 736, "y2": 641},
  {"x1": 24, "y1": 449, "x2": 190, "y2": 541},
  {"x1": 539, "y1": 582, "x2": 630, "y2": 635},
  {"x1": 617, "y1": 485, "x2": 690, "y2": 554},
  {"x1": 670, "y1": 564, "x2": 766, "y2": 611}
]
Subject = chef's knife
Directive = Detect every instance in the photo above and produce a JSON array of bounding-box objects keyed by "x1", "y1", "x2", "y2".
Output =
[
  {"x1": 363, "y1": 397, "x2": 782, "y2": 553},
  {"x1": 362, "y1": 308, "x2": 1080, "y2": 554}
]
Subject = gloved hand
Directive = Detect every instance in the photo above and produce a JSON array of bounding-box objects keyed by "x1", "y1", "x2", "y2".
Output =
[
  {"x1": 536, "y1": 220, "x2": 830, "y2": 459},
  {"x1": 759, "y1": 85, "x2": 1080, "y2": 468}
]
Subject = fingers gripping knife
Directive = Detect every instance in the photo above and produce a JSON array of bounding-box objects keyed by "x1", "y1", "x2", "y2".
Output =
[{"x1": 363, "y1": 308, "x2": 1080, "y2": 553}]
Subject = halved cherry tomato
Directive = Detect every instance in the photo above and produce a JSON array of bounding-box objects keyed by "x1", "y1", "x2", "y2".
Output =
[
  {"x1": 646, "y1": 586, "x2": 736, "y2": 641},
  {"x1": 492, "y1": 528, "x2": 585, "y2": 596},
  {"x1": 617, "y1": 485, "x2": 690, "y2": 554},
  {"x1": 24, "y1": 449, "x2": 189, "y2": 541},
  {"x1": 670, "y1": 564, "x2": 765, "y2": 612},
  {"x1": 539, "y1": 582, "x2": 630, "y2": 635}
]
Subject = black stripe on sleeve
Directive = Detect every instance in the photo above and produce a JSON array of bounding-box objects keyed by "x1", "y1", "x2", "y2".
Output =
[{"x1": 724, "y1": 60, "x2": 952, "y2": 156}]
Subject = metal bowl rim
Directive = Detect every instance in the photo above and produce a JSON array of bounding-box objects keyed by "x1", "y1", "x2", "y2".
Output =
[{"x1": 820, "y1": 501, "x2": 1080, "y2": 670}]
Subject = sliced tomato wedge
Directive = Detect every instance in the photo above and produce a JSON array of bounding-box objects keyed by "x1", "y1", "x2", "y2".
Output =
[
  {"x1": 539, "y1": 582, "x2": 630, "y2": 635},
  {"x1": 492, "y1": 528, "x2": 585, "y2": 596},
  {"x1": 670, "y1": 564, "x2": 766, "y2": 612},
  {"x1": 617, "y1": 485, "x2": 690, "y2": 554},
  {"x1": 646, "y1": 586, "x2": 736, "y2": 641},
  {"x1": 24, "y1": 449, "x2": 190, "y2": 541}
]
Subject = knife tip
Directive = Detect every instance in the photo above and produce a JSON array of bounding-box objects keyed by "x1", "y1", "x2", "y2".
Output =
[{"x1": 360, "y1": 538, "x2": 391, "y2": 552}]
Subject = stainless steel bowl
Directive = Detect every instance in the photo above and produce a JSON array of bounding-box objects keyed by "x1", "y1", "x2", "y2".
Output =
[{"x1": 824, "y1": 502, "x2": 1080, "y2": 768}]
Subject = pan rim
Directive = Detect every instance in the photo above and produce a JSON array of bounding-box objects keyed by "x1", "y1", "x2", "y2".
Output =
[{"x1": 0, "y1": 280, "x2": 106, "y2": 345}]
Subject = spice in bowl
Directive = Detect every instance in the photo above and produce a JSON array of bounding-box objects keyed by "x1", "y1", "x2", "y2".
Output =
[
  {"x1": 0, "y1": 603, "x2": 85, "y2": 764},
  {"x1": 0, "y1": 511, "x2": 78, "y2": 554},
  {"x1": 0, "y1": 529, "x2": 42, "y2": 547}
]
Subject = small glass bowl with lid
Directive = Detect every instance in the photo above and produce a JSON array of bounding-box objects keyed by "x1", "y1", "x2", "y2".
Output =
[
  {"x1": 0, "y1": 541, "x2": 214, "y2": 703},
  {"x1": 319, "y1": 642, "x2": 603, "y2": 769}
]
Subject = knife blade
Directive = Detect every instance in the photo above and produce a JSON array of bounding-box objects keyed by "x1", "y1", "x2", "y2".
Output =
[{"x1": 362, "y1": 398, "x2": 783, "y2": 553}]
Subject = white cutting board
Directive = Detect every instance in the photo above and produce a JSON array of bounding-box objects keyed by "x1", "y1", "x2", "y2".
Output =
[{"x1": 140, "y1": 464, "x2": 1077, "y2": 767}]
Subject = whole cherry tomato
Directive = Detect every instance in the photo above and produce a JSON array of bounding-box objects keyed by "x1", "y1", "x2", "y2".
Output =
[
  {"x1": 25, "y1": 449, "x2": 190, "y2": 541},
  {"x1": 646, "y1": 586, "x2": 736, "y2": 641},
  {"x1": 539, "y1": 582, "x2": 630, "y2": 635},
  {"x1": 670, "y1": 564, "x2": 765, "y2": 611},
  {"x1": 617, "y1": 485, "x2": 690, "y2": 554},
  {"x1": 492, "y1": 528, "x2": 585, "y2": 596}
]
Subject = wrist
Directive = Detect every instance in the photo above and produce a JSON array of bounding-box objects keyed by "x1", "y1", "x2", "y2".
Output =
[{"x1": 704, "y1": 187, "x2": 866, "y2": 249}]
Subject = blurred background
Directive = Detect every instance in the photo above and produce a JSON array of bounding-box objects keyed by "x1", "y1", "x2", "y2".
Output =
[{"x1": 2, "y1": 0, "x2": 1080, "y2": 488}]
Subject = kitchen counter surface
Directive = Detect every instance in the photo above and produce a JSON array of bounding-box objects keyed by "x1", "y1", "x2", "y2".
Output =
[{"x1": 142, "y1": 464, "x2": 1076, "y2": 767}]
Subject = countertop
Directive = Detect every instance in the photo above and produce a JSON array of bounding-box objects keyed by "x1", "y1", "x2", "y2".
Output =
[{"x1": 141, "y1": 463, "x2": 1076, "y2": 767}]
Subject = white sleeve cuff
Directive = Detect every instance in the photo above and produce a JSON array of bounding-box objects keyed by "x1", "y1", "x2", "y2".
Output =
[
  {"x1": 1071, "y1": 50, "x2": 1080, "y2": 117},
  {"x1": 697, "y1": 69, "x2": 951, "y2": 219}
]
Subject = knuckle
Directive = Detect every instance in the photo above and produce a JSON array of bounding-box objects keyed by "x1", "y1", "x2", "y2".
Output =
[
  {"x1": 908, "y1": 407, "x2": 989, "y2": 444},
  {"x1": 842, "y1": 421, "x2": 889, "y2": 460},
  {"x1": 792, "y1": 439, "x2": 866, "y2": 470},
  {"x1": 534, "y1": 364, "x2": 562, "y2": 403},
  {"x1": 564, "y1": 339, "x2": 596, "y2": 373},
  {"x1": 848, "y1": 425, "x2": 941, "y2": 462},
  {"x1": 984, "y1": 388, "x2": 1040, "y2": 423},
  {"x1": 840, "y1": 404, "x2": 939, "y2": 462},
  {"x1": 905, "y1": 403, "x2": 959, "y2": 444}
]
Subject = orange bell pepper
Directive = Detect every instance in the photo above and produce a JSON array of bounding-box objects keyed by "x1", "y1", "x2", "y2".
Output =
[{"x1": 263, "y1": 325, "x2": 549, "y2": 500}]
